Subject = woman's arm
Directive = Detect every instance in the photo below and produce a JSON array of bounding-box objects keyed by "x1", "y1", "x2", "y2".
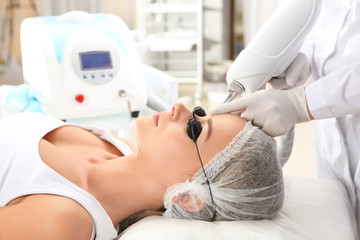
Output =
[{"x1": 0, "y1": 194, "x2": 93, "y2": 240}]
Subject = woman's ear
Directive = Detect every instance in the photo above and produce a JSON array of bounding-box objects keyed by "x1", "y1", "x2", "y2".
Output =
[{"x1": 172, "y1": 193, "x2": 206, "y2": 212}]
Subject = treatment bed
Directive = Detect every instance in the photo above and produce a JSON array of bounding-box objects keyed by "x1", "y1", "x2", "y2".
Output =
[{"x1": 117, "y1": 174, "x2": 357, "y2": 240}]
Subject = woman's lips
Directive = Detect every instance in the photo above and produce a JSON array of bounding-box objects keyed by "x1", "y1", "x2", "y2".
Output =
[{"x1": 153, "y1": 113, "x2": 160, "y2": 127}]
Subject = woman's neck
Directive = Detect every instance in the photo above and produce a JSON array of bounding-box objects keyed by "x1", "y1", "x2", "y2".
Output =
[{"x1": 89, "y1": 154, "x2": 166, "y2": 227}]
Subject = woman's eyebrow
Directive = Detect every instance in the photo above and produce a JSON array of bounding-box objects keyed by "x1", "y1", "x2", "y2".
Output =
[{"x1": 205, "y1": 118, "x2": 213, "y2": 141}]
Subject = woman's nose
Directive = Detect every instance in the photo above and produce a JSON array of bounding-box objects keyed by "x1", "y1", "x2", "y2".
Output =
[{"x1": 172, "y1": 102, "x2": 192, "y2": 121}]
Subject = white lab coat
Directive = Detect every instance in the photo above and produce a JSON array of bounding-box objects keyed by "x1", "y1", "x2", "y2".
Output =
[{"x1": 302, "y1": 0, "x2": 360, "y2": 238}]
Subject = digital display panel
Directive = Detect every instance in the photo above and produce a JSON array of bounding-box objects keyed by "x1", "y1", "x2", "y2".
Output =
[{"x1": 79, "y1": 51, "x2": 113, "y2": 70}]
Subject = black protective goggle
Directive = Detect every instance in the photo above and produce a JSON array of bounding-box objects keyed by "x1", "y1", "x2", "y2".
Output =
[
  {"x1": 187, "y1": 106, "x2": 206, "y2": 142},
  {"x1": 187, "y1": 107, "x2": 216, "y2": 220}
]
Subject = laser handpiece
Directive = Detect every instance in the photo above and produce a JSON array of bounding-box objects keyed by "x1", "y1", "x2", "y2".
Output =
[
  {"x1": 223, "y1": 0, "x2": 320, "y2": 103},
  {"x1": 223, "y1": 81, "x2": 245, "y2": 103}
]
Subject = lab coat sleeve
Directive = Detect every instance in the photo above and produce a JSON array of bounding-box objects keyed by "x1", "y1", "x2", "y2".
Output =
[
  {"x1": 300, "y1": 14, "x2": 321, "y2": 72},
  {"x1": 305, "y1": 61, "x2": 360, "y2": 119},
  {"x1": 300, "y1": 2, "x2": 323, "y2": 77},
  {"x1": 300, "y1": 30, "x2": 317, "y2": 64}
]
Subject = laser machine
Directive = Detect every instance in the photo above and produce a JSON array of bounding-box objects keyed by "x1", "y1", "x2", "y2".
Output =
[{"x1": 20, "y1": 11, "x2": 147, "y2": 130}]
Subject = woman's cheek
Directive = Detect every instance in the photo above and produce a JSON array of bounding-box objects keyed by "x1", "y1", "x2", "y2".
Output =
[{"x1": 158, "y1": 132, "x2": 189, "y2": 160}]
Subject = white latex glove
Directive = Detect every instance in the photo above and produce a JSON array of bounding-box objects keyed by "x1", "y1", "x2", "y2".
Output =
[
  {"x1": 268, "y1": 52, "x2": 311, "y2": 90},
  {"x1": 210, "y1": 87, "x2": 310, "y2": 137}
]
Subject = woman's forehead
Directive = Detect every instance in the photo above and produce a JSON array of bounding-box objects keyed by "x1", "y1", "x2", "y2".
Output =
[
  {"x1": 199, "y1": 113, "x2": 246, "y2": 163},
  {"x1": 212, "y1": 114, "x2": 246, "y2": 135}
]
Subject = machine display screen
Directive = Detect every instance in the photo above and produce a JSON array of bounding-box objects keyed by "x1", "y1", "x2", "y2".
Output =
[{"x1": 80, "y1": 51, "x2": 113, "y2": 70}]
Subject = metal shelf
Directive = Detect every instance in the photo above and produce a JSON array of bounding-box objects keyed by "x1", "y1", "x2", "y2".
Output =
[{"x1": 136, "y1": 0, "x2": 204, "y2": 100}]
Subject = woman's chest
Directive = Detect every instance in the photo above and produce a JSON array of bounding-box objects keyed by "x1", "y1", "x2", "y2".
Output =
[{"x1": 38, "y1": 126, "x2": 123, "y2": 189}]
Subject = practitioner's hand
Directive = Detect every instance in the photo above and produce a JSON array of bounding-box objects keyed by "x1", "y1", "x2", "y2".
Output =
[
  {"x1": 210, "y1": 87, "x2": 310, "y2": 137},
  {"x1": 268, "y1": 52, "x2": 311, "y2": 90}
]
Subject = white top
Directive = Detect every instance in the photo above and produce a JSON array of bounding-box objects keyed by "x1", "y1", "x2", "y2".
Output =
[
  {"x1": 301, "y1": 0, "x2": 360, "y2": 237},
  {"x1": 0, "y1": 112, "x2": 133, "y2": 240},
  {"x1": 303, "y1": 0, "x2": 360, "y2": 118}
]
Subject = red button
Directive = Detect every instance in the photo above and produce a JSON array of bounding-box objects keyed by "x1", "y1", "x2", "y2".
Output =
[{"x1": 75, "y1": 94, "x2": 85, "y2": 103}]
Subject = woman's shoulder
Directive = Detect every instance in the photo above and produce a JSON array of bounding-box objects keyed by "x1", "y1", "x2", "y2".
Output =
[
  {"x1": 0, "y1": 194, "x2": 93, "y2": 240},
  {"x1": 0, "y1": 112, "x2": 65, "y2": 133}
]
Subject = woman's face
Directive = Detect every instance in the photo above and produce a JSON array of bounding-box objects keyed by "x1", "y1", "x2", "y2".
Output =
[{"x1": 135, "y1": 102, "x2": 247, "y2": 186}]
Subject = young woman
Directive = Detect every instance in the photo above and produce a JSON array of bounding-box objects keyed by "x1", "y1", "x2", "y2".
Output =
[{"x1": 0, "y1": 102, "x2": 283, "y2": 240}]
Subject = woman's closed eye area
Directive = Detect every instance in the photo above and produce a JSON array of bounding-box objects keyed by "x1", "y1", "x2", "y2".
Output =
[
  {"x1": 193, "y1": 107, "x2": 206, "y2": 117},
  {"x1": 187, "y1": 106, "x2": 206, "y2": 143}
]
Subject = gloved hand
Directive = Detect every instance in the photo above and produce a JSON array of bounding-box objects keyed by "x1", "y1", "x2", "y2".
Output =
[
  {"x1": 210, "y1": 87, "x2": 310, "y2": 137},
  {"x1": 268, "y1": 52, "x2": 311, "y2": 90}
]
